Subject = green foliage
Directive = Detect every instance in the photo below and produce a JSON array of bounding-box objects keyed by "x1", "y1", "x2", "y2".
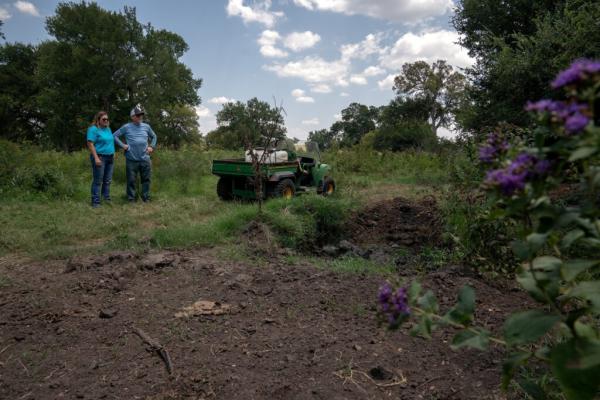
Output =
[
  {"x1": 207, "y1": 98, "x2": 286, "y2": 149},
  {"x1": 371, "y1": 120, "x2": 436, "y2": 152},
  {"x1": 0, "y1": 43, "x2": 43, "y2": 143},
  {"x1": 330, "y1": 102, "x2": 379, "y2": 147},
  {"x1": 392, "y1": 60, "x2": 467, "y2": 135},
  {"x1": 454, "y1": 0, "x2": 600, "y2": 132},
  {"x1": 2, "y1": 2, "x2": 201, "y2": 150}
]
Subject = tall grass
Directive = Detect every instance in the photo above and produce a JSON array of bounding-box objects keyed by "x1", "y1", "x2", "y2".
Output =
[{"x1": 0, "y1": 139, "x2": 454, "y2": 259}]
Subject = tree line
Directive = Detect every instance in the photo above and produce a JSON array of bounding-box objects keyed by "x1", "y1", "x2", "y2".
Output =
[
  {"x1": 1, "y1": 0, "x2": 599, "y2": 152},
  {"x1": 0, "y1": 2, "x2": 201, "y2": 151}
]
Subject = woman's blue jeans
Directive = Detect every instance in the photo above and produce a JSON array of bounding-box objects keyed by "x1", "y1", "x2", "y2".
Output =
[{"x1": 90, "y1": 154, "x2": 114, "y2": 206}]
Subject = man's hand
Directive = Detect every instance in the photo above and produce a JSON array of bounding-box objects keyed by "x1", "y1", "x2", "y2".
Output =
[
  {"x1": 123, "y1": 144, "x2": 129, "y2": 151},
  {"x1": 94, "y1": 157, "x2": 102, "y2": 167},
  {"x1": 147, "y1": 146, "x2": 154, "y2": 154}
]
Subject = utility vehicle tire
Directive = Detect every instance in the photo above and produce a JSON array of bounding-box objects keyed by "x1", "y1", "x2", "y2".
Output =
[
  {"x1": 322, "y1": 177, "x2": 336, "y2": 196},
  {"x1": 217, "y1": 177, "x2": 233, "y2": 201},
  {"x1": 275, "y1": 179, "x2": 295, "y2": 199}
]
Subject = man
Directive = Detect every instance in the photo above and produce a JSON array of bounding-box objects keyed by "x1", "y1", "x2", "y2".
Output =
[{"x1": 113, "y1": 104, "x2": 157, "y2": 202}]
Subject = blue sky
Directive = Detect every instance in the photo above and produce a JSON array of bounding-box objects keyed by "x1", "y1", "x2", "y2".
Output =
[{"x1": 0, "y1": 0, "x2": 473, "y2": 139}]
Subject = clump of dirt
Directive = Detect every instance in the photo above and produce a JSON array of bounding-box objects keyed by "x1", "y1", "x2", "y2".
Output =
[{"x1": 346, "y1": 196, "x2": 443, "y2": 249}]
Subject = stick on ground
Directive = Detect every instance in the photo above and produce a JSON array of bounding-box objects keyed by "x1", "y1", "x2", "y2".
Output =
[{"x1": 131, "y1": 326, "x2": 174, "y2": 375}]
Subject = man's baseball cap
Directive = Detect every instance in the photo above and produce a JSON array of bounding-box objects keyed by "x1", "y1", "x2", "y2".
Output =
[{"x1": 130, "y1": 104, "x2": 145, "y2": 117}]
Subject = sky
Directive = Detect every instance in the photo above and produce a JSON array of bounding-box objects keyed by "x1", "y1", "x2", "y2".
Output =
[{"x1": 0, "y1": 0, "x2": 474, "y2": 140}]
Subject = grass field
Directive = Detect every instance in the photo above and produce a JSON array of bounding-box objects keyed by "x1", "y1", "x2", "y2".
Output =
[{"x1": 0, "y1": 140, "x2": 462, "y2": 259}]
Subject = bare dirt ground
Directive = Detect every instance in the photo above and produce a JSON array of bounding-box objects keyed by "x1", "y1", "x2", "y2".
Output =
[{"x1": 0, "y1": 197, "x2": 530, "y2": 399}]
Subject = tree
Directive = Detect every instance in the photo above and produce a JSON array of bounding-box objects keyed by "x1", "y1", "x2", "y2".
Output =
[
  {"x1": 393, "y1": 60, "x2": 466, "y2": 136},
  {"x1": 307, "y1": 128, "x2": 336, "y2": 150},
  {"x1": 209, "y1": 98, "x2": 286, "y2": 150},
  {"x1": 0, "y1": 20, "x2": 4, "y2": 40},
  {"x1": 330, "y1": 102, "x2": 379, "y2": 147},
  {"x1": 35, "y1": 3, "x2": 201, "y2": 150},
  {"x1": 453, "y1": 0, "x2": 600, "y2": 134},
  {"x1": 372, "y1": 121, "x2": 436, "y2": 152},
  {"x1": 0, "y1": 43, "x2": 44, "y2": 142}
]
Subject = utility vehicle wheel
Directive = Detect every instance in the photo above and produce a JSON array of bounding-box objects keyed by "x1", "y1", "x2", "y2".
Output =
[
  {"x1": 217, "y1": 177, "x2": 233, "y2": 201},
  {"x1": 322, "y1": 177, "x2": 336, "y2": 196},
  {"x1": 275, "y1": 179, "x2": 295, "y2": 200}
]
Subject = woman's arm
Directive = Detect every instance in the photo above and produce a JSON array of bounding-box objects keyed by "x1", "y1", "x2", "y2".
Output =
[{"x1": 87, "y1": 141, "x2": 101, "y2": 166}]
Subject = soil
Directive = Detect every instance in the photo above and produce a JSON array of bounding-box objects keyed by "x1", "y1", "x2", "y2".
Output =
[
  {"x1": 346, "y1": 196, "x2": 443, "y2": 249},
  {"x1": 0, "y1": 246, "x2": 530, "y2": 400}
]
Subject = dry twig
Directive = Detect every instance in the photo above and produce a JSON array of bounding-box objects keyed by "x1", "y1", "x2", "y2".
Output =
[{"x1": 131, "y1": 326, "x2": 174, "y2": 375}]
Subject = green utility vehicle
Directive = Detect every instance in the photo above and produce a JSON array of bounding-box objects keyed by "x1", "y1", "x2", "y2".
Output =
[{"x1": 211, "y1": 141, "x2": 335, "y2": 201}]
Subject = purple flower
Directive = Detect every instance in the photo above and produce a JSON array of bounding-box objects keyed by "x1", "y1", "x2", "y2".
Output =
[
  {"x1": 534, "y1": 159, "x2": 552, "y2": 175},
  {"x1": 564, "y1": 113, "x2": 589, "y2": 135},
  {"x1": 525, "y1": 99, "x2": 563, "y2": 113},
  {"x1": 378, "y1": 283, "x2": 410, "y2": 327},
  {"x1": 485, "y1": 152, "x2": 551, "y2": 196},
  {"x1": 478, "y1": 132, "x2": 510, "y2": 164},
  {"x1": 551, "y1": 59, "x2": 600, "y2": 89}
]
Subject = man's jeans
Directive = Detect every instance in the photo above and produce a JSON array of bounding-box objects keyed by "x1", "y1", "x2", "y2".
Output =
[
  {"x1": 126, "y1": 159, "x2": 152, "y2": 201},
  {"x1": 90, "y1": 154, "x2": 114, "y2": 206}
]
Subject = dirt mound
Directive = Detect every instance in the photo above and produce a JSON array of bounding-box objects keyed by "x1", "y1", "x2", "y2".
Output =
[{"x1": 346, "y1": 196, "x2": 443, "y2": 249}]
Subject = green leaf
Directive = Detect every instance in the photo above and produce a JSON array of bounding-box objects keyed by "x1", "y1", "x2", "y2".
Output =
[
  {"x1": 574, "y1": 321, "x2": 599, "y2": 341},
  {"x1": 516, "y1": 270, "x2": 546, "y2": 303},
  {"x1": 526, "y1": 233, "x2": 548, "y2": 252},
  {"x1": 445, "y1": 285, "x2": 475, "y2": 326},
  {"x1": 410, "y1": 315, "x2": 433, "y2": 339},
  {"x1": 418, "y1": 290, "x2": 439, "y2": 314},
  {"x1": 551, "y1": 339, "x2": 600, "y2": 400},
  {"x1": 561, "y1": 229, "x2": 585, "y2": 250},
  {"x1": 569, "y1": 146, "x2": 597, "y2": 162},
  {"x1": 503, "y1": 310, "x2": 560, "y2": 346},
  {"x1": 511, "y1": 240, "x2": 531, "y2": 261},
  {"x1": 502, "y1": 352, "x2": 531, "y2": 390},
  {"x1": 532, "y1": 256, "x2": 562, "y2": 272},
  {"x1": 567, "y1": 282, "x2": 600, "y2": 314},
  {"x1": 516, "y1": 378, "x2": 546, "y2": 400},
  {"x1": 408, "y1": 281, "x2": 421, "y2": 304},
  {"x1": 450, "y1": 329, "x2": 489, "y2": 351},
  {"x1": 561, "y1": 260, "x2": 599, "y2": 282}
]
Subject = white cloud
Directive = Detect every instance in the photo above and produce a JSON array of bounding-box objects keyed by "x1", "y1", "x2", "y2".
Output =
[
  {"x1": 293, "y1": 0, "x2": 454, "y2": 23},
  {"x1": 291, "y1": 88, "x2": 305, "y2": 97},
  {"x1": 226, "y1": 0, "x2": 283, "y2": 28},
  {"x1": 14, "y1": 1, "x2": 40, "y2": 17},
  {"x1": 266, "y1": 56, "x2": 349, "y2": 85},
  {"x1": 339, "y1": 92, "x2": 349, "y2": 97},
  {"x1": 283, "y1": 31, "x2": 321, "y2": 52},
  {"x1": 377, "y1": 74, "x2": 396, "y2": 91},
  {"x1": 0, "y1": 6, "x2": 11, "y2": 20},
  {"x1": 195, "y1": 106, "x2": 217, "y2": 133},
  {"x1": 291, "y1": 88, "x2": 315, "y2": 103},
  {"x1": 195, "y1": 105, "x2": 212, "y2": 118},
  {"x1": 341, "y1": 33, "x2": 384, "y2": 61},
  {"x1": 258, "y1": 30, "x2": 288, "y2": 58},
  {"x1": 350, "y1": 75, "x2": 368, "y2": 85},
  {"x1": 208, "y1": 96, "x2": 236, "y2": 104},
  {"x1": 379, "y1": 29, "x2": 474, "y2": 71},
  {"x1": 302, "y1": 118, "x2": 319, "y2": 125},
  {"x1": 310, "y1": 84, "x2": 332, "y2": 93},
  {"x1": 363, "y1": 65, "x2": 385, "y2": 77},
  {"x1": 437, "y1": 126, "x2": 457, "y2": 139}
]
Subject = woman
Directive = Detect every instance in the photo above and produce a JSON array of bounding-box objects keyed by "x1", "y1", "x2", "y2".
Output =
[{"x1": 86, "y1": 111, "x2": 115, "y2": 207}]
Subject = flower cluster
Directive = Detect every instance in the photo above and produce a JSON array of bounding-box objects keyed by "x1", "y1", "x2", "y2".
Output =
[
  {"x1": 478, "y1": 132, "x2": 510, "y2": 164},
  {"x1": 378, "y1": 283, "x2": 410, "y2": 327},
  {"x1": 485, "y1": 152, "x2": 550, "y2": 196},
  {"x1": 525, "y1": 100, "x2": 590, "y2": 135},
  {"x1": 551, "y1": 59, "x2": 600, "y2": 89}
]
